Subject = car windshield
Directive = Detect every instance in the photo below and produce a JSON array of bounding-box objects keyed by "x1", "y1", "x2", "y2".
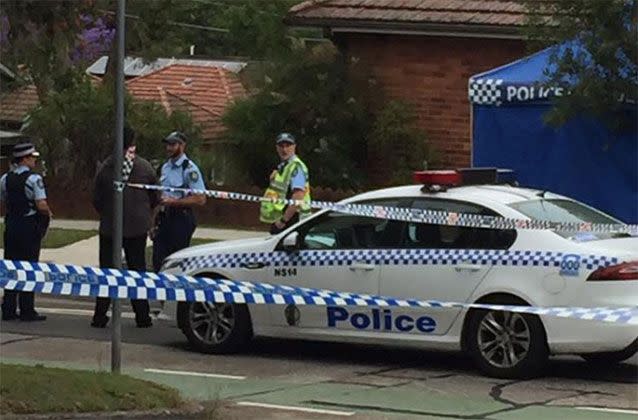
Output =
[{"x1": 509, "y1": 199, "x2": 628, "y2": 241}]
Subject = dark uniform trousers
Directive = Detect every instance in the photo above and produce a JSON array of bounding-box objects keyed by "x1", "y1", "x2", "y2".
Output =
[
  {"x1": 2, "y1": 214, "x2": 41, "y2": 317},
  {"x1": 92, "y1": 234, "x2": 152, "y2": 325},
  {"x1": 152, "y1": 207, "x2": 196, "y2": 272}
]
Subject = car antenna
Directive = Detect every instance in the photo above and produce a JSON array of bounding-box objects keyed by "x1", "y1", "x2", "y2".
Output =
[{"x1": 537, "y1": 190, "x2": 547, "y2": 198}]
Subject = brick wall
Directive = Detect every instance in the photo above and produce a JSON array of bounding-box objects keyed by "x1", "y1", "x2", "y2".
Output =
[{"x1": 339, "y1": 34, "x2": 525, "y2": 171}]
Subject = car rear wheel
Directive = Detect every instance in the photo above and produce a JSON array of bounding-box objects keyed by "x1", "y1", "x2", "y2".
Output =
[
  {"x1": 466, "y1": 309, "x2": 548, "y2": 378},
  {"x1": 177, "y1": 302, "x2": 252, "y2": 354}
]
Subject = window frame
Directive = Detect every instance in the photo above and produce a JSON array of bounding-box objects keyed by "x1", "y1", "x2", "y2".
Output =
[
  {"x1": 277, "y1": 198, "x2": 412, "y2": 251},
  {"x1": 404, "y1": 197, "x2": 518, "y2": 250},
  {"x1": 275, "y1": 196, "x2": 518, "y2": 251}
]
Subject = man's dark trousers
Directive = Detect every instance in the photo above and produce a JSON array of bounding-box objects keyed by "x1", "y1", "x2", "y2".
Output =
[
  {"x1": 92, "y1": 234, "x2": 151, "y2": 326},
  {"x1": 152, "y1": 208, "x2": 195, "y2": 272},
  {"x1": 1, "y1": 215, "x2": 40, "y2": 318}
]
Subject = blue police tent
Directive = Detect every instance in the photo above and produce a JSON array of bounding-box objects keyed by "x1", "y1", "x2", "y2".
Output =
[{"x1": 469, "y1": 43, "x2": 637, "y2": 223}]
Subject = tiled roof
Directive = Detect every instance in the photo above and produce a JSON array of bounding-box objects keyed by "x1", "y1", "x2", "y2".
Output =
[
  {"x1": 87, "y1": 56, "x2": 247, "y2": 78},
  {"x1": 288, "y1": 0, "x2": 534, "y2": 35},
  {"x1": 164, "y1": 91, "x2": 226, "y2": 140},
  {"x1": 0, "y1": 84, "x2": 39, "y2": 123},
  {"x1": 127, "y1": 64, "x2": 245, "y2": 141}
]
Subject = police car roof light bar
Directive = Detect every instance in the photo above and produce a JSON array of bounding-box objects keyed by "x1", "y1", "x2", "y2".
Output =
[
  {"x1": 413, "y1": 170, "x2": 461, "y2": 193},
  {"x1": 456, "y1": 168, "x2": 517, "y2": 186},
  {"x1": 457, "y1": 168, "x2": 498, "y2": 185},
  {"x1": 414, "y1": 168, "x2": 517, "y2": 192}
]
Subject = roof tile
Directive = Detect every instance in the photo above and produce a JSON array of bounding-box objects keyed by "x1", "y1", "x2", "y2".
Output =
[
  {"x1": 127, "y1": 64, "x2": 245, "y2": 141},
  {"x1": 289, "y1": 0, "x2": 530, "y2": 28},
  {"x1": 0, "y1": 84, "x2": 39, "y2": 123}
]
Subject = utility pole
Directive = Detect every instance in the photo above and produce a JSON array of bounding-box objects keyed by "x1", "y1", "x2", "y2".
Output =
[{"x1": 111, "y1": 0, "x2": 126, "y2": 374}]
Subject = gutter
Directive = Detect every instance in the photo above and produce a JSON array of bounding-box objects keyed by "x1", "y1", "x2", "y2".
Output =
[{"x1": 284, "y1": 17, "x2": 525, "y2": 40}]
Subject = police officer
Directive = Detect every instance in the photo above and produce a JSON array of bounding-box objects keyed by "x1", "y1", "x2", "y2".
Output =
[
  {"x1": 152, "y1": 131, "x2": 206, "y2": 272},
  {"x1": 260, "y1": 133, "x2": 311, "y2": 234},
  {"x1": 1, "y1": 142, "x2": 51, "y2": 321}
]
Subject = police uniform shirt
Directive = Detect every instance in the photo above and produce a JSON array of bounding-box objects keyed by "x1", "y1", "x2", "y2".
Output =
[
  {"x1": 159, "y1": 154, "x2": 205, "y2": 199},
  {"x1": 0, "y1": 165, "x2": 47, "y2": 216}
]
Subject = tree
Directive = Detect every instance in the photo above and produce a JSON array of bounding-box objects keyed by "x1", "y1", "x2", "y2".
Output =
[
  {"x1": 208, "y1": 0, "x2": 299, "y2": 59},
  {"x1": 368, "y1": 101, "x2": 433, "y2": 186},
  {"x1": 523, "y1": 0, "x2": 638, "y2": 131},
  {"x1": 25, "y1": 77, "x2": 201, "y2": 187},
  {"x1": 222, "y1": 42, "x2": 377, "y2": 189},
  {"x1": 0, "y1": 0, "x2": 99, "y2": 101}
]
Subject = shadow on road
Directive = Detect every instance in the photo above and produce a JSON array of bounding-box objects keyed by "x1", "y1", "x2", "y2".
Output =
[{"x1": 3, "y1": 313, "x2": 636, "y2": 384}]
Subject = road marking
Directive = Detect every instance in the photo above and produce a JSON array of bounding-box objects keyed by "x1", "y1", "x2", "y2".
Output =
[
  {"x1": 236, "y1": 402, "x2": 355, "y2": 416},
  {"x1": 576, "y1": 407, "x2": 638, "y2": 415},
  {"x1": 144, "y1": 368, "x2": 246, "y2": 380}
]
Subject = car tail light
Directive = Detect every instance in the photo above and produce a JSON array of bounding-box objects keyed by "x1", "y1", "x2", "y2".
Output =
[{"x1": 587, "y1": 261, "x2": 638, "y2": 281}]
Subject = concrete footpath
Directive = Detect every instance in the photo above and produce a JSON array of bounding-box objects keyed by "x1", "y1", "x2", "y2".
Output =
[{"x1": 3, "y1": 218, "x2": 267, "y2": 267}]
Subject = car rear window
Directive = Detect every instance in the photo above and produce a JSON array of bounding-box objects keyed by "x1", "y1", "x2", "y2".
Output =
[
  {"x1": 509, "y1": 199, "x2": 627, "y2": 241},
  {"x1": 406, "y1": 198, "x2": 517, "y2": 250}
]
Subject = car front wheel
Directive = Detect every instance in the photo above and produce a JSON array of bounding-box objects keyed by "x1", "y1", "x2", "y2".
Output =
[
  {"x1": 177, "y1": 302, "x2": 252, "y2": 354},
  {"x1": 466, "y1": 309, "x2": 548, "y2": 378}
]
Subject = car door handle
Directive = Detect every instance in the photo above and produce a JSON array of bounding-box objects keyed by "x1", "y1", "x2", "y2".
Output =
[
  {"x1": 349, "y1": 263, "x2": 376, "y2": 271},
  {"x1": 240, "y1": 261, "x2": 266, "y2": 270},
  {"x1": 454, "y1": 263, "x2": 482, "y2": 272}
]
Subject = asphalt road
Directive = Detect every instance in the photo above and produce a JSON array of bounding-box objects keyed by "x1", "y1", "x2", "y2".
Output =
[{"x1": 1, "y1": 296, "x2": 637, "y2": 419}]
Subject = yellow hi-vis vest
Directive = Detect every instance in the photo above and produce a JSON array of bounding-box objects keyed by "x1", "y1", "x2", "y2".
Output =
[{"x1": 260, "y1": 156, "x2": 311, "y2": 223}]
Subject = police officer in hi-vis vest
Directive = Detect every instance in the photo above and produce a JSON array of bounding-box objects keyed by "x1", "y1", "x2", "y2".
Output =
[
  {"x1": 1, "y1": 142, "x2": 51, "y2": 322},
  {"x1": 260, "y1": 133, "x2": 311, "y2": 234}
]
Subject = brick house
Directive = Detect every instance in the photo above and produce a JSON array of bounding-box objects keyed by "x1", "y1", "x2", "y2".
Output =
[
  {"x1": 0, "y1": 64, "x2": 39, "y2": 173},
  {"x1": 286, "y1": 0, "x2": 530, "y2": 171}
]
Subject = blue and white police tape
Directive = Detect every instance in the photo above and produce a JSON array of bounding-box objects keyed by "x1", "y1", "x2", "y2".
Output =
[
  {"x1": 1, "y1": 259, "x2": 637, "y2": 325},
  {"x1": 122, "y1": 182, "x2": 638, "y2": 235}
]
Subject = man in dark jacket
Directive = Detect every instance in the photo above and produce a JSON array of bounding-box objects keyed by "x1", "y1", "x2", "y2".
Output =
[{"x1": 91, "y1": 127, "x2": 159, "y2": 328}]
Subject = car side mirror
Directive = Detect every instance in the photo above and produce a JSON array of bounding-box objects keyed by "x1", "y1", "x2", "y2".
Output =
[{"x1": 282, "y1": 231, "x2": 300, "y2": 251}]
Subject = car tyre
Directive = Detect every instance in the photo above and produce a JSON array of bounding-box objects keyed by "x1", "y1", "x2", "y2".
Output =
[
  {"x1": 466, "y1": 309, "x2": 548, "y2": 378},
  {"x1": 177, "y1": 302, "x2": 252, "y2": 354}
]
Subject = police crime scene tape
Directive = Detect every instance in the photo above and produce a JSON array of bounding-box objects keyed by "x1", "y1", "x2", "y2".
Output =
[
  {"x1": 122, "y1": 182, "x2": 638, "y2": 235},
  {"x1": 1, "y1": 260, "x2": 637, "y2": 325}
]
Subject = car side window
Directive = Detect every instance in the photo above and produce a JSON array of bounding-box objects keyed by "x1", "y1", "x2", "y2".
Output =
[
  {"x1": 299, "y1": 199, "x2": 409, "y2": 250},
  {"x1": 406, "y1": 198, "x2": 516, "y2": 250}
]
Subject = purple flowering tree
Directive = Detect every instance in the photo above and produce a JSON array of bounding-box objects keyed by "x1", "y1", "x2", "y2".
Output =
[{"x1": 72, "y1": 15, "x2": 115, "y2": 64}]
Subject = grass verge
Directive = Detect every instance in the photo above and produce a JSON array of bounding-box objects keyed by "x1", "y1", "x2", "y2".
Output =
[
  {"x1": 0, "y1": 363, "x2": 183, "y2": 415},
  {"x1": 0, "y1": 223, "x2": 97, "y2": 249}
]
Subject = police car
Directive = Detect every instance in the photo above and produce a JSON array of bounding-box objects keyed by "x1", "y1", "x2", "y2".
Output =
[{"x1": 160, "y1": 169, "x2": 638, "y2": 378}]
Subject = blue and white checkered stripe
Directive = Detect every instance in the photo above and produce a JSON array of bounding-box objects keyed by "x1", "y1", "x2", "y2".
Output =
[
  {"x1": 1, "y1": 260, "x2": 637, "y2": 325},
  {"x1": 123, "y1": 182, "x2": 638, "y2": 235},
  {"x1": 175, "y1": 249, "x2": 619, "y2": 273},
  {"x1": 468, "y1": 78, "x2": 504, "y2": 105}
]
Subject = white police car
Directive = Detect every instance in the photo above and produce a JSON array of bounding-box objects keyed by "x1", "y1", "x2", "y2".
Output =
[{"x1": 160, "y1": 170, "x2": 637, "y2": 378}]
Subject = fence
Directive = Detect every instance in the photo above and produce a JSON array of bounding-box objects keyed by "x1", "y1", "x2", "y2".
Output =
[{"x1": 46, "y1": 184, "x2": 358, "y2": 228}]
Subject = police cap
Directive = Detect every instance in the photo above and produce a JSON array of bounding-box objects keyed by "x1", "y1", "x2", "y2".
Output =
[
  {"x1": 163, "y1": 131, "x2": 187, "y2": 144},
  {"x1": 276, "y1": 132, "x2": 296, "y2": 145},
  {"x1": 13, "y1": 142, "x2": 40, "y2": 158}
]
